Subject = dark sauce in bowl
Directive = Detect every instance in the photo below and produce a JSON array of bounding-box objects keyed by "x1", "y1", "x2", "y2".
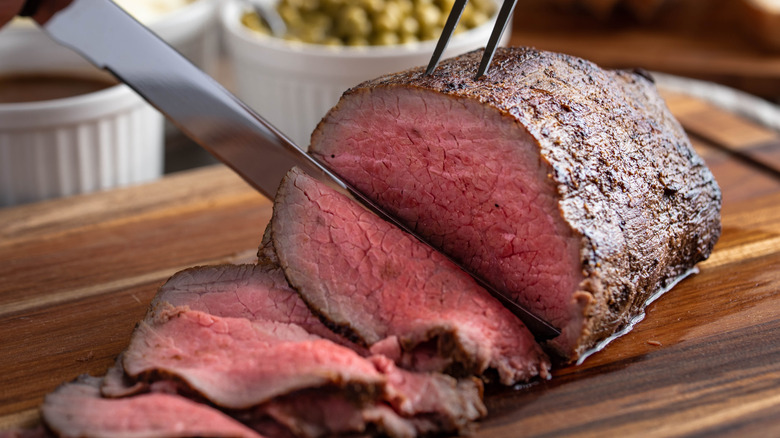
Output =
[{"x1": 0, "y1": 73, "x2": 118, "y2": 103}]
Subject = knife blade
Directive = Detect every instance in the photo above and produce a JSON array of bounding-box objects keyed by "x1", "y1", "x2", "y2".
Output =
[{"x1": 32, "y1": 0, "x2": 561, "y2": 341}]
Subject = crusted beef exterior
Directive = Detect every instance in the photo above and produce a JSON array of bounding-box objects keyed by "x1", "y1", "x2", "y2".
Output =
[
  {"x1": 309, "y1": 47, "x2": 722, "y2": 360},
  {"x1": 267, "y1": 167, "x2": 550, "y2": 385}
]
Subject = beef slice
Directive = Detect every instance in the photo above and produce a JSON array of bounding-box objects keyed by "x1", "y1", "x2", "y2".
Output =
[{"x1": 268, "y1": 167, "x2": 550, "y2": 385}]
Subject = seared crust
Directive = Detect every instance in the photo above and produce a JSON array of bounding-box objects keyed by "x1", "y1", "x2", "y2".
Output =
[{"x1": 313, "y1": 47, "x2": 721, "y2": 359}]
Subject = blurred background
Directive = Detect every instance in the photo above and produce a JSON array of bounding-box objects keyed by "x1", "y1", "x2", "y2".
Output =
[
  {"x1": 1, "y1": 0, "x2": 778, "y2": 206},
  {"x1": 511, "y1": 0, "x2": 780, "y2": 102},
  {"x1": 181, "y1": 0, "x2": 780, "y2": 170}
]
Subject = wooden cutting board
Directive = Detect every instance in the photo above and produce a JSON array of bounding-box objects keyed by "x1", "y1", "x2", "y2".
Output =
[{"x1": 0, "y1": 91, "x2": 779, "y2": 436}]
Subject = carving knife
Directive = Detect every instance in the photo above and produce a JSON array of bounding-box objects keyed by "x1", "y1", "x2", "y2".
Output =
[{"x1": 23, "y1": 0, "x2": 560, "y2": 340}]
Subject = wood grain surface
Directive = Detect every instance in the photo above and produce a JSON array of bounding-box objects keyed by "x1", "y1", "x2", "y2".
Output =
[{"x1": 0, "y1": 91, "x2": 778, "y2": 436}]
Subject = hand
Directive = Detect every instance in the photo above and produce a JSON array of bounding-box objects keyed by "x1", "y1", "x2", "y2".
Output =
[
  {"x1": 0, "y1": 0, "x2": 25, "y2": 27},
  {"x1": 0, "y1": 0, "x2": 72, "y2": 27}
]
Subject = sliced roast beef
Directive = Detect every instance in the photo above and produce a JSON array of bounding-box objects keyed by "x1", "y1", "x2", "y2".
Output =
[
  {"x1": 308, "y1": 47, "x2": 722, "y2": 360},
  {"x1": 146, "y1": 263, "x2": 362, "y2": 351},
  {"x1": 0, "y1": 426, "x2": 49, "y2": 438},
  {"x1": 101, "y1": 353, "x2": 145, "y2": 398},
  {"x1": 121, "y1": 306, "x2": 485, "y2": 437},
  {"x1": 103, "y1": 263, "x2": 364, "y2": 397},
  {"x1": 368, "y1": 355, "x2": 486, "y2": 435},
  {"x1": 123, "y1": 308, "x2": 386, "y2": 409},
  {"x1": 42, "y1": 375, "x2": 263, "y2": 438},
  {"x1": 267, "y1": 167, "x2": 550, "y2": 385},
  {"x1": 243, "y1": 389, "x2": 417, "y2": 438},
  {"x1": 243, "y1": 361, "x2": 485, "y2": 438}
]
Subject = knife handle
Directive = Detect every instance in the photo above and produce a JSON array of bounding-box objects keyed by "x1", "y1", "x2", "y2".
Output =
[{"x1": 19, "y1": 0, "x2": 42, "y2": 16}]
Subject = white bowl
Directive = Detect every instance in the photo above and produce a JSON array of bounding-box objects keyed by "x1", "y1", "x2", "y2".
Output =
[
  {"x1": 0, "y1": 24, "x2": 164, "y2": 207},
  {"x1": 117, "y1": 0, "x2": 221, "y2": 74},
  {"x1": 221, "y1": 0, "x2": 511, "y2": 148}
]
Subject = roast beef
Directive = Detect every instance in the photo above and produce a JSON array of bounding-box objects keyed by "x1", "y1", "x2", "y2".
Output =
[
  {"x1": 241, "y1": 390, "x2": 417, "y2": 438},
  {"x1": 119, "y1": 301, "x2": 485, "y2": 437},
  {"x1": 41, "y1": 375, "x2": 263, "y2": 438},
  {"x1": 368, "y1": 355, "x2": 486, "y2": 435},
  {"x1": 308, "y1": 47, "x2": 722, "y2": 360},
  {"x1": 146, "y1": 263, "x2": 363, "y2": 351},
  {"x1": 0, "y1": 428, "x2": 48, "y2": 438},
  {"x1": 123, "y1": 308, "x2": 387, "y2": 409},
  {"x1": 264, "y1": 167, "x2": 550, "y2": 385},
  {"x1": 240, "y1": 359, "x2": 485, "y2": 438},
  {"x1": 103, "y1": 263, "x2": 365, "y2": 397}
]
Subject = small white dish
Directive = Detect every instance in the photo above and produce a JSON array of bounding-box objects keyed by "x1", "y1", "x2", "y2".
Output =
[
  {"x1": 0, "y1": 23, "x2": 165, "y2": 207},
  {"x1": 221, "y1": 0, "x2": 510, "y2": 147},
  {"x1": 118, "y1": 0, "x2": 222, "y2": 75}
]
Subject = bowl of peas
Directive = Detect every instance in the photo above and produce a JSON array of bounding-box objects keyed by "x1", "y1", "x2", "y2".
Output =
[{"x1": 220, "y1": 0, "x2": 507, "y2": 148}]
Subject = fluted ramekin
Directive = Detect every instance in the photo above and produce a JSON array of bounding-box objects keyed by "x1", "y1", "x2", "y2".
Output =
[{"x1": 0, "y1": 23, "x2": 164, "y2": 207}]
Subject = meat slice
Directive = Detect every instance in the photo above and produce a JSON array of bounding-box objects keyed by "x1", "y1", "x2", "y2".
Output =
[
  {"x1": 147, "y1": 263, "x2": 362, "y2": 351},
  {"x1": 123, "y1": 308, "x2": 386, "y2": 409},
  {"x1": 369, "y1": 355, "x2": 486, "y2": 434},
  {"x1": 103, "y1": 263, "x2": 365, "y2": 398},
  {"x1": 121, "y1": 306, "x2": 485, "y2": 437},
  {"x1": 42, "y1": 375, "x2": 263, "y2": 438},
  {"x1": 0, "y1": 426, "x2": 49, "y2": 438},
  {"x1": 308, "y1": 47, "x2": 722, "y2": 360},
  {"x1": 242, "y1": 361, "x2": 485, "y2": 438},
  {"x1": 267, "y1": 167, "x2": 550, "y2": 385},
  {"x1": 101, "y1": 353, "x2": 146, "y2": 398},
  {"x1": 243, "y1": 390, "x2": 417, "y2": 438}
]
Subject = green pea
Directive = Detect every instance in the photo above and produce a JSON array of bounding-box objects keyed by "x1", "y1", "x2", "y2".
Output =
[
  {"x1": 462, "y1": 9, "x2": 489, "y2": 28},
  {"x1": 307, "y1": 12, "x2": 334, "y2": 33},
  {"x1": 391, "y1": 0, "x2": 413, "y2": 15},
  {"x1": 399, "y1": 15, "x2": 419, "y2": 35},
  {"x1": 372, "y1": 31, "x2": 401, "y2": 45},
  {"x1": 336, "y1": 5, "x2": 372, "y2": 38},
  {"x1": 373, "y1": 1, "x2": 404, "y2": 32},
  {"x1": 414, "y1": 3, "x2": 441, "y2": 30},
  {"x1": 346, "y1": 35, "x2": 370, "y2": 46},
  {"x1": 471, "y1": 0, "x2": 496, "y2": 15},
  {"x1": 358, "y1": 0, "x2": 385, "y2": 14},
  {"x1": 320, "y1": 0, "x2": 347, "y2": 15},
  {"x1": 436, "y1": 0, "x2": 455, "y2": 13},
  {"x1": 399, "y1": 32, "x2": 419, "y2": 44}
]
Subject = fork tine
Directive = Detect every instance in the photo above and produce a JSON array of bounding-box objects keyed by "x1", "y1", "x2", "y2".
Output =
[
  {"x1": 475, "y1": 0, "x2": 517, "y2": 79},
  {"x1": 425, "y1": 0, "x2": 469, "y2": 75}
]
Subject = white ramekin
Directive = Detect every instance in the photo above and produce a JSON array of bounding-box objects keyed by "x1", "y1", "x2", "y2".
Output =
[
  {"x1": 221, "y1": 0, "x2": 511, "y2": 148},
  {"x1": 131, "y1": 0, "x2": 222, "y2": 75},
  {"x1": 0, "y1": 23, "x2": 165, "y2": 207}
]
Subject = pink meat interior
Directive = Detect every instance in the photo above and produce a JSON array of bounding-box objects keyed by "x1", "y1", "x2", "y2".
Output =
[
  {"x1": 43, "y1": 376, "x2": 262, "y2": 438},
  {"x1": 312, "y1": 87, "x2": 583, "y2": 331},
  {"x1": 123, "y1": 310, "x2": 383, "y2": 409},
  {"x1": 272, "y1": 168, "x2": 549, "y2": 383}
]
